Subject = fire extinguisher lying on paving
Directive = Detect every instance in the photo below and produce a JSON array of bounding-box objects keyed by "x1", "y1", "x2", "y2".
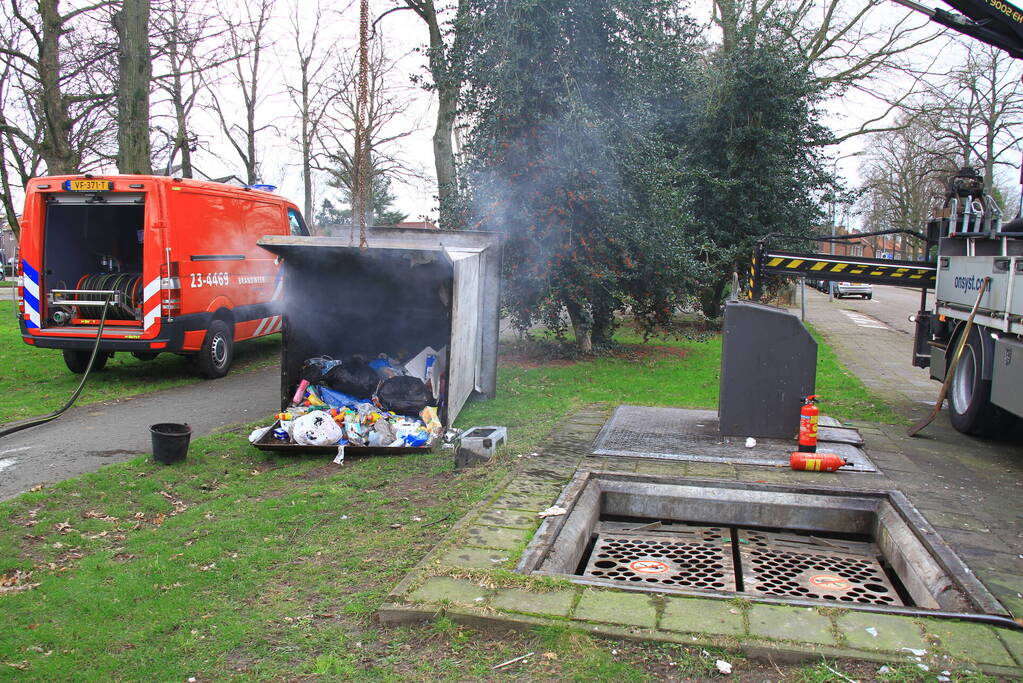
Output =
[
  {"x1": 798, "y1": 394, "x2": 819, "y2": 453},
  {"x1": 789, "y1": 451, "x2": 852, "y2": 472}
]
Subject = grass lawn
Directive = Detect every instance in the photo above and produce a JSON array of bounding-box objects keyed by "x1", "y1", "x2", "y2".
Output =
[
  {"x1": 0, "y1": 301, "x2": 280, "y2": 424},
  {"x1": 0, "y1": 324, "x2": 919, "y2": 681}
]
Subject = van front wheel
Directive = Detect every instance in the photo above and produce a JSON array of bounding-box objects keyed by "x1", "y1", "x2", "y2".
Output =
[
  {"x1": 63, "y1": 349, "x2": 109, "y2": 373},
  {"x1": 195, "y1": 320, "x2": 234, "y2": 379}
]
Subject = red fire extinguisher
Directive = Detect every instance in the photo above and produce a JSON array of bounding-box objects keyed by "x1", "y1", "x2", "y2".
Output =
[
  {"x1": 790, "y1": 452, "x2": 849, "y2": 472},
  {"x1": 798, "y1": 395, "x2": 819, "y2": 453}
]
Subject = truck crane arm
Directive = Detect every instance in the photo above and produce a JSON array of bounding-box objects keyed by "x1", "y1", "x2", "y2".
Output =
[{"x1": 891, "y1": 0, "x2": 1023, "y2": 58}]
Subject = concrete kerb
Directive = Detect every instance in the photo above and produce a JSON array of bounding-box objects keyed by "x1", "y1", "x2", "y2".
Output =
[{"x1": 378, "y1": 407, "x2": 1023, "y2": 677}]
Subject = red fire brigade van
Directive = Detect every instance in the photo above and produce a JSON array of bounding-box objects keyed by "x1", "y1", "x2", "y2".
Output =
[{"x1": 16, "y1": 175, "x2": 309, "y2": 378}]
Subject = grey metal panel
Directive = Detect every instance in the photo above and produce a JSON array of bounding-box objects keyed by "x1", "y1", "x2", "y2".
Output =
[
  {"x1": 718, "y1": 301, "x2": 817, "y2": 439},
  {"x1": 447, "y1": 252, "x2": 481, "y2": 423},
  {"x1": 934, "y1": 255, "x2": 1008, "y2": 314},
  {"x1": 991, "y1": 336, "x2": 1023, "y2": 417}
]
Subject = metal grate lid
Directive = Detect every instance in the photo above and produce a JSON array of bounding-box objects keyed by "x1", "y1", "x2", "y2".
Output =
[
  {"x1": 582, "y1": 528, "x2": 736, "y2": 591},
  {"x1": 738, "y1": 529, "x2": 903, "y2": 606}
]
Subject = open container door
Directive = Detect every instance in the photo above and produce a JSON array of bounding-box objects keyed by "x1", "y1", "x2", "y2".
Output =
[
  {"x1": 252, "y1": 229, "x2": 502, "y2": 454},
  {"x1": 446, "y1": 248, "x2": 485, "y2": 421}
]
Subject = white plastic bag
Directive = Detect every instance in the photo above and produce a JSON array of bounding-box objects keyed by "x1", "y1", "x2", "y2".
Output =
[{"x1": 290, "y1": 412, "x2": 344, "y2": 446}]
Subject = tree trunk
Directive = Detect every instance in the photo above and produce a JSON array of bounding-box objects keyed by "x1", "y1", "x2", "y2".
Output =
[
  {"x1": 115, "y1": 0, "x2": 153, "y2": 174},
  {"x1": 591, "y1": 300, "x2": 615, "y2": 348},
  {"x1": 566, "y1": 301, "x2": 593, "y2": 354},
  {"x1": 38, "y1": 0, "x2": 78, "y2": 174},
  {"x1": 414, "y1": 0, "x2": 462, "y2": 229},
  {"x1": 699, "y1": 277, "x2": 728, "y2": 319}
]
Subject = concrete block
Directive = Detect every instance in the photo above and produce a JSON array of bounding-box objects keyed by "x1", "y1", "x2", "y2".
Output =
[
  {"x1": 660, "y1": 597, "x2": 745, "y2": 636},
  {"x1": 491, "y1": 588, "x2": 577, "y2": 617},
  {"x1": 573, "y1": 589, "x2": 658, "y2": 628},
  {"x1": 836, "y1": 612, "x2": 928, "y2": 652},
  {"x1": 747, "y1": 604, "x2": 837, "y2": 646},
  {"x1": 408, "y1": 577, "x2": 489, "y2": 607}
]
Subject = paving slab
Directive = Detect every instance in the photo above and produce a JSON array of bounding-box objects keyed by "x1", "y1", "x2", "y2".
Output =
[
  {"x1": 408, "y1": 577, "x2": 489, "y2": 607},
  {"x1": 660, "y1": 597, "x2": 745, "y2": 637},
  {"x1": 998, "y1": 628, "x2": 1023, "y2": 667},
  {"x1": 573, "y1": 589, "x2": 658, "y2": 629},
  {"x1": 437, "y1": 547, "x2": 513, "y2": 569},
  {"x1": 747, "y1": 605, "x2": 836, "y2": 646},
  {"x1": 836, "y1": 612, "x2": 928, "y2": 652},
  {"x1": 922, "y1": 620, "x2": 1017, "y2": 667},
  {"x1": 476, "y1": 509, "x2": 537, "y2": 528},
  {"x1": 462, "y1": 525, "x2": 532, "y2": 550},
  {"x1": 491, "y1": 588, "x2": 577, "y2": 617}
]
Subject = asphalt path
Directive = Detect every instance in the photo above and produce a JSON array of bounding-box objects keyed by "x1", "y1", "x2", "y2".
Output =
[{"x1": 0, "y1": 364, "x2": 280, "y2": 501}]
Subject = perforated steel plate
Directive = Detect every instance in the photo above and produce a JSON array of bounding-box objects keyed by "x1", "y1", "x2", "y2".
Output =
[
  {"x1": 582, "y1": 528, "x2": 736, "y2": 590},
  {"x1": 738, "y1": 530, "x2": 902, "y2": 606},
  {"x1": 590, "y1": 405, "x2": 876, "y2": 472}
]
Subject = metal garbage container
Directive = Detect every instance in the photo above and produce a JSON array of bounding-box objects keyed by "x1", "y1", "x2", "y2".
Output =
[
  {"x1": 718, "y1": 300, "x2": 816, "y2": 439},
  {"x1": 252, "y1": 227, "x2": 502, "y2": 453}
]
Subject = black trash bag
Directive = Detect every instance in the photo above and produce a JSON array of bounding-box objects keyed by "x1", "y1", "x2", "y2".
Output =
[
  {"x1": 300, "y1": 357, "x2": 341, "y2": 384},
  {"x1": 376, "y1": 376, "x2": 431, "y2": 416},
  {"x1": 324, "y1": 356, "x2": 379, "y2": 398}
]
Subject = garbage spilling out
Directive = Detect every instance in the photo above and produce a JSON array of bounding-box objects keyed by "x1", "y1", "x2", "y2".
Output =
[{"x1": 254, "y1": 350, "x2": 446, "y2": 450}]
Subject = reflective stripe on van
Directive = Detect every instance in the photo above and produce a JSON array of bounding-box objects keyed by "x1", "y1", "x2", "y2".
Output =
[{"x1": 21, "y1": 259, "x2": 41, "y2": 329}]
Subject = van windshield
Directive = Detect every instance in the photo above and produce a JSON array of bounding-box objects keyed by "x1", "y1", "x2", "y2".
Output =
[{"x1": 287, "y1": 208, "x2": 310, "y2": 236}]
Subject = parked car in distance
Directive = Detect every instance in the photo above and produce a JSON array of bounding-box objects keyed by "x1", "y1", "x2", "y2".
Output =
[{"x1": 834, "y1": 281, "x2": 872, "y2": 299}]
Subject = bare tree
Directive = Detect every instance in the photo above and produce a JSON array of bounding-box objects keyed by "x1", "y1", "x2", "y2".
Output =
[
  {"x1": 711, "y1": 0, "x2": 939, "y2": 142},
  {"x1": 150, "y1": 0, "x2": 232, "y2": 177},
  {"x1": 0, "y1": 0, "x2": 116, "y2": 176},
  {"x1": 919, "y1": 43, "x2": 1023, "y2": 191},
  {"x1": 282, "y1": 1, "x2": 349, "y2": 221},
  {"x1": 317, "y1": 34, "x2": 424, "y2": 226},
  {"x1": 0, "y1": 1, "x2": 117, "y2": 234},
  {"x1": 395, "y1": 0, "x2": 466, "y2": 228},
  {"x1": 209, "y1": 0, "x2": 276, "y2": 185},
  {"x1": 858, "y1": 115, "x2": 954, "y2": 260},
  {"x1": 114, "y1": 0, "x2": 153, "y2": 173}
]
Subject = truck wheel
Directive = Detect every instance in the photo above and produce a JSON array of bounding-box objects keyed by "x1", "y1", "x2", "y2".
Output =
[
  {"x1": 948, "y1": 326, "x2": 1003, "y2": 435},
  {"x1": 195, "y1": 320, "x2": 234, "y2": 379},
  {"x1": 63, "y1": 349, "x2": 109, "y2": 373}
]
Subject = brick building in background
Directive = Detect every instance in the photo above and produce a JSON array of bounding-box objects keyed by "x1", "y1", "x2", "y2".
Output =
[{"x1": 817, "y1": 226, "x2": 907, "y2": 260}]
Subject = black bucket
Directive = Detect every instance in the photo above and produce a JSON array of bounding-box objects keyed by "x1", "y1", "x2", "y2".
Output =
[{"x1": 150, "y1": 423, "x2": 192, "y2": 464}]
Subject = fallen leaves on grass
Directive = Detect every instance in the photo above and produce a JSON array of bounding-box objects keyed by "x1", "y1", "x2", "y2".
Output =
[
  {"x1": 53, "y1": 521, "x2": 74, "y2": 534},
  {"x1": 0, "y1": 570, "x2": 40, "y2": 594},
  {"x1": 4, "y1": 661, "x2": 29, "y2": 670},
  {"x1": 83, "y1": 510, "x2": 118, "y2": 522}
]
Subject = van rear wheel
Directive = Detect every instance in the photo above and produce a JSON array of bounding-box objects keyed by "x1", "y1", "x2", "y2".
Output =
[
  {"x1": 195, "y1": 320, "x2": 234, "y2": 379},
  {"x1": 63, "y1": 349, "x2": 109, "y2": 374}
]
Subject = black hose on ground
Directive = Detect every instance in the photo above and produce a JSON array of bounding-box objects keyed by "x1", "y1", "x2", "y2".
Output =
[{"x1": 0, "y1": 300, "x2": 111, "y2": 439}]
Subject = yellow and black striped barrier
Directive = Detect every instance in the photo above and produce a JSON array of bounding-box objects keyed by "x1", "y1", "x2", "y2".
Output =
[{"x1": 753, "y1": 248, "x2": 936, "y2": 298}]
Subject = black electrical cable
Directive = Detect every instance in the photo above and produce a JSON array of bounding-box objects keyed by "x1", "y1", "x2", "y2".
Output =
[{"x1": 0, "y1": 300, "x2": 111, "y2": 439}]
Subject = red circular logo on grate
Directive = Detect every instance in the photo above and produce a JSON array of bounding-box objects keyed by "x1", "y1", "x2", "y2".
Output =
[
  {"x1": 629, "y1": 560, "x2": 671, "y2": 574},
  {"x1": 808, "y1": 574, "x2": 851, "y2": 591}
]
